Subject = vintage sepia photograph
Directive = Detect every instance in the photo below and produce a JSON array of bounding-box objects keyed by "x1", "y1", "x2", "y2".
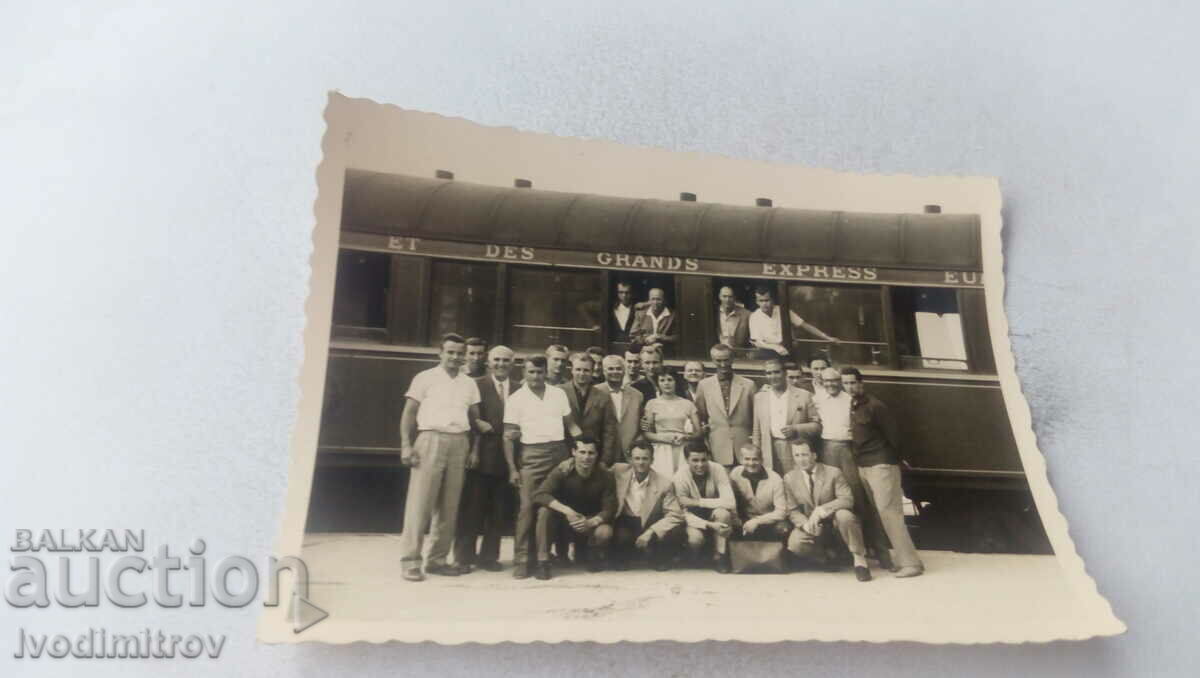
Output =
[{"x1": 258, "y1": 94, "x2": 1122, "y2": 644}]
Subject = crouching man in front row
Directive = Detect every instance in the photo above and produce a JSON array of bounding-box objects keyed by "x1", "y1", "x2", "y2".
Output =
[
  {"x1": 783, "y1": 445, "x2": 871, "y2": 582},
  {"x1": 673, "y1": 443, "x2": 736, "y2": 573},
  {"x1": 729, "y1": 444, "x2": 792, "y2": 544},
  {"x1": 532, "y1": 435, "x2": 615, "y2": 580},
  {"x1": 610, "y1": 439, "x2": 685, "y2": 571}
]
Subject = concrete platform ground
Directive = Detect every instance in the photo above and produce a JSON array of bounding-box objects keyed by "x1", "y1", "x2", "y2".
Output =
[{"x1": 258, "y1": 532, "x2": 1114, "y2": 644}]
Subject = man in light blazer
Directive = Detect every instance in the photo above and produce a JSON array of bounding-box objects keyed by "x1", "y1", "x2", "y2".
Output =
[
  {"x1": 715, "y1": 285, "x2": 751, "y2": 349},
  {"x1": 610, "y1": 440, "x2": 685, "y2": 570},
  {"x1": 728, "y1": 444, "x2": 790, "y2": 543},
  {"x1": 628, "y1": 288, "x2": 678, "y2": 357},
  {"x1": 454, "y1": 345, "x2": 519, "y2": 572},
  {"x1": 783, "y1": 445, "x2": 870, "y2": 581},
  {"x1": 674, "y1": 444, "x2": 737, "y2": 573},
  {"x1": 694, "y1": 344, "x2": 755, "y2": 468},
  {"x1": 560, "y1": 353, "x2": 620, "y2": 465},
  {"x1": 751, "y1": 358, "x2": 821, "y2": 475},
  {"x1": 596, "y1": 355, "x2": 644, "y2": 461}
]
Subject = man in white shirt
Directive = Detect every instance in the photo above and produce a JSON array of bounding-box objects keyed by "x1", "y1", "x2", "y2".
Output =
[
  {"x1": 504, "y1": 356, "x2": 584, "y2": 579},
  {"x1": 399, "y1": 333, "x2": 489, "y2": 582},
  {"x1": 748, "y1": 286, "x2": 838, "y2": 359},
  {"x1": 621, "y1": 348, "x2": 642, "y2": 389},
  {"x1": 808, "y1": 358, "x2": 830, "y2": 400},
  {"x1": 610, "y1": 440, "x2": 685, "y2": 570},
  {"x1": 785, "y1": 362, "x2": 806, "y2": 391},
  {"x1": 813, "y1": 366, "x2": 891, "y2": 570},
  {"x1": 751, "y1": 359, "x2": 820, "y2": 475}
]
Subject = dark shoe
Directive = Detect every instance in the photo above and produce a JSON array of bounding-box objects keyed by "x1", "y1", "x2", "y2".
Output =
[
  {"x1": 877, "y1": 551, "x2": 898, "y2": 572},
  {"x1": 612, "y1": 559, "x2": 630, "y2": 571},
  {"x1": 714, "y1": 554, "x2": 732, "y2": 574},
  {"x1": 451, "y1": 563, "x2": 473, "y2": 575},
  {"x1": 854, "y1": 566, "x2": 872, "y2": 582},
  {"x1": 424, "y1": 563, "x2": 462, "y2": 577},
  {"x1": 512, "y1": 564, "x2": 530, "y2": 580},
  {"x1": 586, "y1": 558, "x2": 606, "y2": 573},
  {"x1": 402, "y1": 567, "x2": 425, "y2": 582},
  {"x1": 553, "y1": 553, "x2": 572, "y2": 568},
  {"x1": 535, "y1": 561, "x2": 552, "y2": 581},
  {"x1": 477, "y1": 561, "x2": 503, "y2": 572}
]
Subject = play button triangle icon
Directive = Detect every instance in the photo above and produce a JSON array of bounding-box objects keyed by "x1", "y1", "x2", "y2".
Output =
[{"x1": 292, "y1": 593, "x2": 329, "y2": 634}]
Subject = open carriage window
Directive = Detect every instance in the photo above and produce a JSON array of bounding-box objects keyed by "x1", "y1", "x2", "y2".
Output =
[
  {"x1": 891, "y1": 287, "x2": 969, "y2": 371},
  {"x1": 331, "y1": 250, "x2": 390, "y2": 343},
  {"x1": 786, "y1": 283, "x2": 887, "y2": 367}
]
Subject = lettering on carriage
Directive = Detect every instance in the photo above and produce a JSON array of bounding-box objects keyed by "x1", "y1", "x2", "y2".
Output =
[
  {"x1": 485, "y1": 244, "x2": 535, "y2": 260},
  {"x1": 387, "y1": 236, "x2": 420, "y2": 252},
  {"x1": 761, "y1": 262, "x2": 876, "y2": 281},
  {"x1": 944, "y1": 271, "x2": 981, "y2": 285},
  {"x1": 595, "y1": 252, "x2": 700, "y2": 272}
]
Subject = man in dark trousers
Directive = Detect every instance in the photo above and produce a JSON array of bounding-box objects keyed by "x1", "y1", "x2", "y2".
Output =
[
  {"x1": 454, "y1": 345, "x2": 516, "y2": 572},
  {"x1": 533, "y1": 436, "x2": 617, "y2": 579},
  {"x1": 610, "y1": 440, "x2": 685, "y2": 570}
]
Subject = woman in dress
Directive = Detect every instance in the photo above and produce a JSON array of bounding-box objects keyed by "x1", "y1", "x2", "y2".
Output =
[{"x1": 643, "y1": 371, "x2": 702, "y2": 479}]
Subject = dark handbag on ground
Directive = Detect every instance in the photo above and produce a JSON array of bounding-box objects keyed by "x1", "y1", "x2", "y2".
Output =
[{"x1": 729, "y1": 539, "x2": 787, "y2": 574}]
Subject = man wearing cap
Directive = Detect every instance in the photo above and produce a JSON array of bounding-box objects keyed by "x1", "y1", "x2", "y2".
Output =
[{"x1": 399, "y1": 333, "x2": 489, "y2": 582}]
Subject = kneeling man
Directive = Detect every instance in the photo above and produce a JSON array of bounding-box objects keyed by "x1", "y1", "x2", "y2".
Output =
[
  {"x1": 783, "y1": 445, "x2": 871, "y2": 581},
  {"x1": 610, "y1": 439, "x2": 685, "y2": 570},
  {"x1": 532, "y1": 435, "x2": 616, "y2": 580},
  {"x1": 729, "y1": 444, "x2": 791, "y2": 543},
  {"x1": 673, "y1": 443, "x2": 736, "y2": 573}
]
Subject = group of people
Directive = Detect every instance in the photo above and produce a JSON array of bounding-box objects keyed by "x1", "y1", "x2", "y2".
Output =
[
  {"x1": 396, "y1": 332, "x2": 924, "y2": 584},
  {"x1": 610, "y1": 282, "x2": 839, "y2": 359}
]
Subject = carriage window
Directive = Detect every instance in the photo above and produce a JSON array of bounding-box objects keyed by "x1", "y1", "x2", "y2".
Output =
[
  {"x1": 509, "y1": 267, "x2": 603, "y2": 351},
  {"x1": 608, "y1": 272, "x2": 676, "y2": 353},
  {"x1": 710, "y1": 277, "x2": 761, "y2": 355},
  {"x1": 786, "y1": 283, "x2": 887, "y2": 366},
  {"x1": 429, "y1": 261, "x2": 497, "y2": 345},
  {"x1": 332, "y1": 250, "x2": 390, "y2": 342},
  {"x1": 891, "y1": 287, "x2": 968, "y2": 370}
]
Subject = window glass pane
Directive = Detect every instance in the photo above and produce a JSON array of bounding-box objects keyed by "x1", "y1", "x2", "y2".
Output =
[
  {"x1": 332, "y1": 250, "x2": 390, "y2": 342},
  {"x1": 891, "y1": 287, "x2": 968, "y2": 371},
  {"x1": 509, "y1": 267, "x2": 603, "y2": 351},
  {"x1": 787, "y1": 284, "x2": 887, "y2": 366},
  {"x1": 429, "y1": 261, "x2": 497, "y2": 344}
]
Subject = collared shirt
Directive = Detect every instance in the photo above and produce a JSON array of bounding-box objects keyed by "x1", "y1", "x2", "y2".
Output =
[
  {"x1": 717, "y1": 306, "x2": 741, "y2": 345},
  {"x1": 504, "y1": 384, "x2": 571, "y2": 444},
  {"x1": 717, "y1": 373, "x2": 733, "y2": 413},
  {"x1": 493, "y1": 376, "x2": 510, "y2": 404},
  {"x1": 622, "y1": 471, "x2": 650, "y2": 518},
  {"x1": 811, "y1": 384, "x2": 828, "y2": 404},
  {"x1": 767, "y1": 387, "x2": 790, "y2": 438},
  {"x1": 614, "y1": 303, "x2": 632, "y2": 331},
  {"x1": 816, "y1": 390, "x2": 853, "y2": 441},
  {"x1": 405, "y1": 365, "x2": 481, "y2": 433},
  {"x1": 572, "y1": 383, "x2": 592, "y2": 410},
  {"x1": 646, "y1": 307, "x2": 671, "y2": 335},
  {"x1": 850, "y1": 393, "x2": 901, "y2": 467},
  {"x1": 607, "y1": 386, "x2": 625, "y2": 422},
  {"x1": 692, "y1": 473, "x2": 712, "y2": 499},
  {"x1": 742, "y1": 467, "x2": 768, "y2": 495}
]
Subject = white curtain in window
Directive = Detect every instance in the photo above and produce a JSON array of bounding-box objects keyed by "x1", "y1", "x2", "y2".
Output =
[{"x1": 914, "y1": 312, "x2": 968, "y2": 370}]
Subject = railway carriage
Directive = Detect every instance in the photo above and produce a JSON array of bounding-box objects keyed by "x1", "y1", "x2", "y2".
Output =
[{"x1": 308, "y1": 168, "x2": 1049, "y2": 554}]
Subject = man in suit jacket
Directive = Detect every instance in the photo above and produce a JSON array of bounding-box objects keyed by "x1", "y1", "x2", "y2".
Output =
[
  {"x1": 628, "y1": 288, "x2": 678, "y2": 357},
  {"x1": 610, "y1": 440, "x2": 685, "y2": 570},
  {"x1": 674, "y1": 444, "x2": 737, "y2": 573},
  {"x1": 454, "y1": 345, "x2": 518, "y2": 572},
  {"x1": 694, "y1": 344, "x2": 755, "y2": 467},
  {"x1": 681, "y1": 361, "x2": 704, "y2": 402},
  {"x1": 715, "y1": 286, "x2": 751, "y2": 349},
  {"x1": 610, "y1": 281, "x2": 639, "y2": 344},
  {"x1": 728, "y1": 445, "x2": 790, "y2": 543},
  {"x1": 596, "y1": 354, "x2": 644, "y2": 460},
  {"x1": 783, "y1": 445, "x2": 870, "y2": 581},
  {"x1": 559, "y1": 353, "x2": 620, "y2": 465},
  {"x1": 751, "y1": 358, "x2": 820, "y2": 475}
]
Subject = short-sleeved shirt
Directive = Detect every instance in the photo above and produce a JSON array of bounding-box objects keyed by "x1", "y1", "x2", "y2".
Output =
[
  {"x1": 405, "y1": 365, "x2": 481, "y2": 433},
  {"x1": 816, "y1": 390, "x2": 853, "y2": 441},
  {"x1": 504, "y1": 384, "x2": 571, "y2": 444},
  {"x1": 749, "y1": 307, "x2": 807, "y2": 345}
]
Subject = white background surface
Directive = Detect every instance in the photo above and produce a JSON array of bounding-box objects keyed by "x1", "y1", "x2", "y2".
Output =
[{"x1": 2, "y1": 1, "x2": 1196, "y2": 676}]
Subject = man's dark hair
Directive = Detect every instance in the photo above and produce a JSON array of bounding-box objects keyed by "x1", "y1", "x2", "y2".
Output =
[
  {"x1": 586, "y1": 346, "x2": 605, "y2": 357},
  {"x1": 840, "y1": 366, "x2": 863, "y2": 379},
  {"x1": 465, "y1": 336, "x2": 487, "y2": 348},
  {"x1": 629, "y1": 437, "x2": 653, "y2": 454},
  {"x1": 710, "y1": 343, "x2": 734, "y2": 355},
  {"x1": 440, "y1": 333, "x2": 466, "y2": 348},
  {"x1": 684, "y1": 442, "x2": 710, "y2": 458},
  {"x1": 526, "y1": 355, "x2": 548, "y2": 369},
  {"x1": 627, "y1": 342, "x2": 645, "y2": 355},
  {"x1": 753, "y1": 285, "x2": 773, "y2": 298},
  {"x1": 573, "y1": 434, "x2": 597, "y2": 449},
  {"x1": 783, "y1": 361, "x2": 799, "y2": 371}
]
